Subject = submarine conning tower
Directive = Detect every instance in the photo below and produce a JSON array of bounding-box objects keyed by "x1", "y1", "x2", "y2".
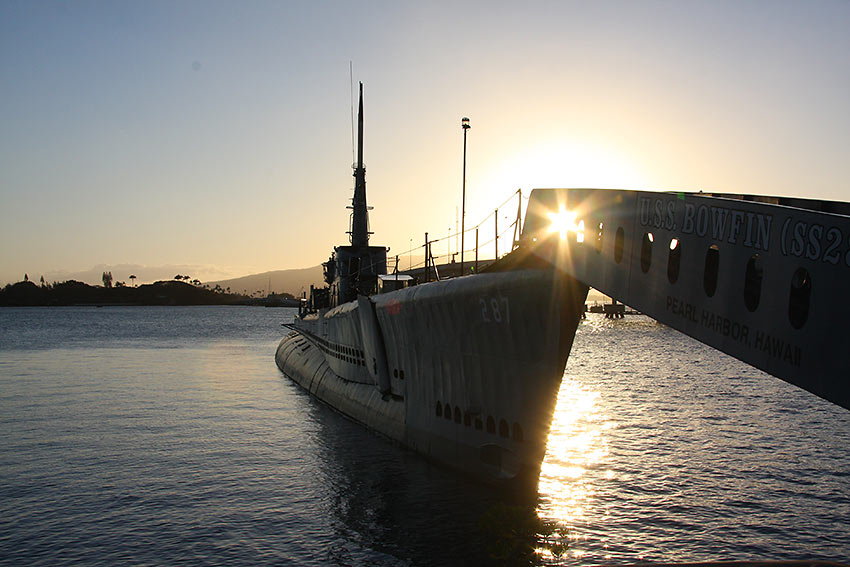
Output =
[{"x1": 323, "y1": 82, "x2": 387, "y2": 307}]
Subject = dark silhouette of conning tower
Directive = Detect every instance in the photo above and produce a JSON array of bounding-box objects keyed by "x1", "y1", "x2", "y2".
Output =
[{"x1": 322, "y1": 82, "x2": 387, "y2": 307}]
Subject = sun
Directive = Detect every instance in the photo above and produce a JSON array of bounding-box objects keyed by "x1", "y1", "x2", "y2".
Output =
[{"x1": 547, "y1": 206, "x2": 579, "y2": 240}]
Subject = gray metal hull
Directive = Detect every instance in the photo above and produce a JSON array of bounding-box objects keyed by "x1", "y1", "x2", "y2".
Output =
[{"x1": 275, "y1": 269, "x2": 588, "y2": 483}]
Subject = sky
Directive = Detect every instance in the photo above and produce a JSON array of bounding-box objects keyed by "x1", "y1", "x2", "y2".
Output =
[{"x1": 2, "y1": 0, "x2": 849, "y2": 286}]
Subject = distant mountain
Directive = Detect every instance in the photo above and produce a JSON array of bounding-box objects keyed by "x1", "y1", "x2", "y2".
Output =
[{"x1": 208, "y1": 265, "x2": 324, "y2": 297}]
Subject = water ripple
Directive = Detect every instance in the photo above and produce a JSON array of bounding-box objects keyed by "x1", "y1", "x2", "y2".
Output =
[
  {"x1": 1, "y1": 308, "x2": 848, "y2": 565},
  {"x1": 537, "y1": 314, "x2": 850, "y2": 564}
]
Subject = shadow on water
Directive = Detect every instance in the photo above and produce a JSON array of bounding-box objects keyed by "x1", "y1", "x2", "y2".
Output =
[{"x1": 295, "y1": 383, "x2": 552, "y2": 567}]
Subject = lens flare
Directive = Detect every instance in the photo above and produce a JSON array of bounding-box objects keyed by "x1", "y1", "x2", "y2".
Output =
[{"x1": 547, "y1": 206, "x2": 579, "y2": 240}]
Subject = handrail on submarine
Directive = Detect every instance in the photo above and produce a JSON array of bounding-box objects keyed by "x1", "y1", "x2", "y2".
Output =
[{"x1": 502, "y1": 188, "x2": 850, "y2": 412}]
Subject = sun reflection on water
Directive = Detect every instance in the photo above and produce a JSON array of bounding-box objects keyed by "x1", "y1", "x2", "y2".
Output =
[{"x1": 537, "y1": 375, "x2": 615, "y2": 559}]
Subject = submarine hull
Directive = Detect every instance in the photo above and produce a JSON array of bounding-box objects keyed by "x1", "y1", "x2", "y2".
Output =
[{"x1": 276, "y1": 269, "x2": 589, "y2": 484}]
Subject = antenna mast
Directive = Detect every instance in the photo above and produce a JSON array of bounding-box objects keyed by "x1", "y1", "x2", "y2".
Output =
[
  {"x1": 350, "y1": 82, "x2": 369, "y2": 247},
  {"x1": 349, "y1": 62, "x2": 355, "y2": 165}
]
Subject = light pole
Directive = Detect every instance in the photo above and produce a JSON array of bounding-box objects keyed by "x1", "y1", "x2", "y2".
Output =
[{"x1": 460, "y1": 117, "x2": 470, "y2": 276}]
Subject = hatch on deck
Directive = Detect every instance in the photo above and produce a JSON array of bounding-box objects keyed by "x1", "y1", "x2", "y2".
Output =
[{"x1": 378, "y1": 274, "x2": 414, "y2": 293}]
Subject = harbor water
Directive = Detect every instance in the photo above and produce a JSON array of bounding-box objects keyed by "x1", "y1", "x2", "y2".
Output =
[{"x1": 1, "y1": 306, "x2": 848, "y2": 565}]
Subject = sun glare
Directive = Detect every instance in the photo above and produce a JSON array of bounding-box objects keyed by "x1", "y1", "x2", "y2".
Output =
[
  {"x1": 537, "y1": 377, "x2": 613, "y2": 556},
  {"x1": 547, "y1": 206, "x2": 578, "y2": 240}
]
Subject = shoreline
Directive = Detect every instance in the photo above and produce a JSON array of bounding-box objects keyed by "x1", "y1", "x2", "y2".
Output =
[{"x1": 0, "y1": 279, "x2": 299, "y2": 308}]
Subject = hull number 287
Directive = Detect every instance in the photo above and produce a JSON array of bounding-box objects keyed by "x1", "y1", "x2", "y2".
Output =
[{"x1": 480, "y1": 297, "x2": 510, "y2": 324}]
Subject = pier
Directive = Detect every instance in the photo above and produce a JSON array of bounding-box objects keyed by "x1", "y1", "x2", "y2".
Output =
[{"x1": 512, "y1": 188, "x2": 850, "y2": 411}]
